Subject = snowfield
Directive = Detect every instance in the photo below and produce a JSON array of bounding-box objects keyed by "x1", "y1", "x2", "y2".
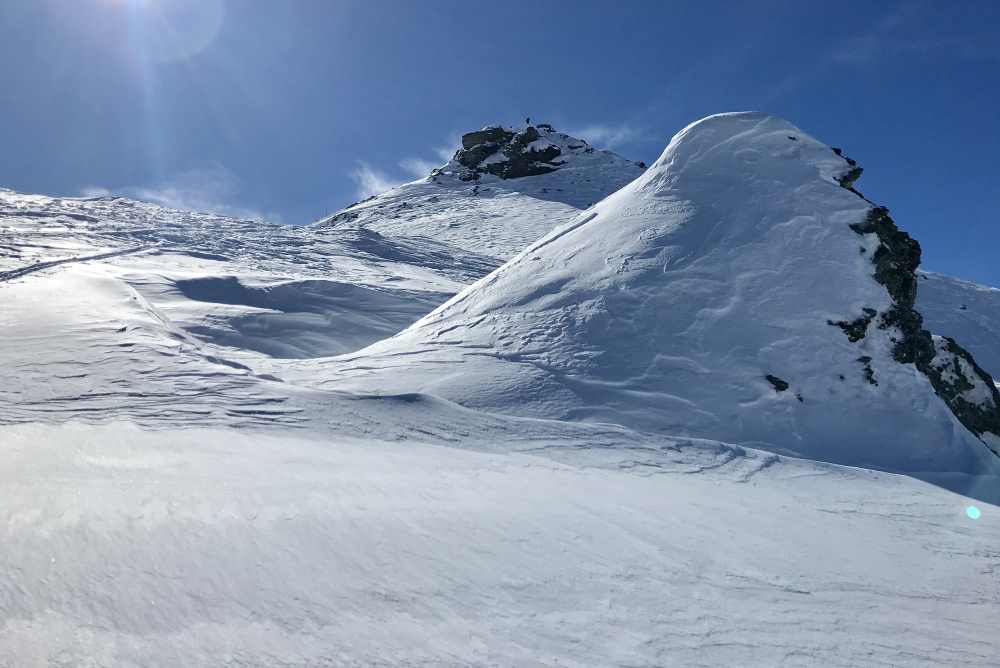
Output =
[
  {"x1": 1, "y1": 422, "x2": 998, "y2": 667},
  {"x1": 1, "y1": 115, "x2": 999, "y2": 666}
]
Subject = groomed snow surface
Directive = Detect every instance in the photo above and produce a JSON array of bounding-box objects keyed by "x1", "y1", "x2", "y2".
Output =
[{"x1": 1, "y1": 115, "x2": 999, "y2": 666}]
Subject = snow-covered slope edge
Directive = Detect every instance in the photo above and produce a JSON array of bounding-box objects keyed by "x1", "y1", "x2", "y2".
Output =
[
  {"x1": 918, "y1": 270, "x2": 1000, "y2": 381},
  {"x1": 319, "y1": 112, "x2": 1000, "y2": 487}
]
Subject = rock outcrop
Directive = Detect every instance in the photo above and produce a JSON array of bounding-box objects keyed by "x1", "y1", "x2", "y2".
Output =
[{"x1": 455, "y1": 124, "x2": 564, "y2": 180}]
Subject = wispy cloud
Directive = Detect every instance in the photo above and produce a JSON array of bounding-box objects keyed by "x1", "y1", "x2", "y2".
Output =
[
  {"x1": 398, "y1": 157, "x2": 439, "y2": 179},
  {"x1": 565, "y1": 122, "x2": 645, "y2": 149},
  {"x1": 400, "y1": 131, "x2": 461, "y2": 176},
  {"x1": 349, "y1": 162, "x2": 404, "y2": 199},
  {"x1": 829, "y1": 6, "x2": 999, "y2": 66},
  {"x1": 432, "y1": 132, "x2": 463, "y2": 162},
  {"x1": 349, "y1": 133, "x2": 460, "y2": 199},
  {"x1": 82, "y1": 165, "x2": 277, "y2": 222}
]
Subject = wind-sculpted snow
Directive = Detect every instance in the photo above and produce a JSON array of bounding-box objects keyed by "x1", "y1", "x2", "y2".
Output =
[
  {"x1": 0, "y1": 189, "x2": 498, "y2": 286},
  {"x1": 0, "y1": 188, "x2": 502, "y2": 428},
  {"x1": 319, "y1": 113, "x2": 1000, "y2": 489},
  {"x1": 1, "y1": 421, "x2": 998, "y2": 667},
  {"x1": 0, "y1": 188, "x2": 502, "y2": 404}
]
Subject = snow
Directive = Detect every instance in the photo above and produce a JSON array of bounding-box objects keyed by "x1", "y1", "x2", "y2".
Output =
[
  {"x1": 1, "y1": 115, "x2": 999, "y2": 665},
  {"x1": 1, "y1": 421, "x2": 998, "y2": 667},
  {"x1": 919, "y1": 270, "x2": 1000, "y2": 380},
  {"x1": 313, "y1": 125, "x2": 644, "y2": 260},
  {"x1": 307, "y1": 113, "x2": 1000, "y2": 484}
]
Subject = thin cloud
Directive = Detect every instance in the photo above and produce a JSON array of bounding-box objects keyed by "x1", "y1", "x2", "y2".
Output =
[
  {"x1": 398, "y1": 157, "x2": 439, "y2": 179},
  {"x1": 353, "y1": 132, "x2": 461, "y2": 198},
  {"x1": 565, "y1": 122, "x2": 645, "y2": 150},
  {"x1": 350, "y1": 162, "x2": 404, "y2": 199},
  {"x1": 433, "y1": 132, "x2": 463, "y2": 162},
  {"x1": 829, "y1": 6, "x2": 998, "y2": 66},
  {"x1": 82, "y1": 165, "x2": 276, "y2": 222}
]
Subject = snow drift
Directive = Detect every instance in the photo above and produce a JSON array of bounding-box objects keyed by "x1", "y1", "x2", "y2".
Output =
[{"x1": 327, "y1": 112, "x2": 1000, "y2": 480}]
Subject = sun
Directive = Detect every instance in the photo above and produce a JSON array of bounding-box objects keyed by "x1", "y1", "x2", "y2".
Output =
[{"x1": 105, "y1": 0, "x2": 225, "y2": 64}]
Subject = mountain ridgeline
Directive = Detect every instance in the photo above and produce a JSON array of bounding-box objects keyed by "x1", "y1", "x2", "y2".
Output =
[
  {"x1": 315, "y1": 113, "x2": 1000, "y2": 480},
  {"x1": 2, "y1": 115, "x2": 999, "y2": 489}
]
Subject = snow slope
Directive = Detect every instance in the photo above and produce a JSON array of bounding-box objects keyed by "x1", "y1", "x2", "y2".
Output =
[
  {"x1": 314, "y1": 113, "x2": 1000, "y2": 486},
  {"x1": 1, "y1": 421, "x2": 997, "y2": 667},
  {"x1": 0, "y1": 188, "x2": 499, "y2": 369}
]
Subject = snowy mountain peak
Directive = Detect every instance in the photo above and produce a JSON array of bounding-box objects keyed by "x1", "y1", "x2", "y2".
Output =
[
  {"x1": 322, "y1": 112, "x2": 1000, "y2": 481},
  {"x1": 314, "y1": 121, "x2": 645, "y2": 259},
  {"x1": 442, "y1": 121, "x2": 643, "y2": 182}
]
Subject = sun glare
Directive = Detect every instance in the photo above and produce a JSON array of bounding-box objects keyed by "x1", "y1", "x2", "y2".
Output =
[{"x1": 99, "y1": 0, "x2": 225, "y2": 64}]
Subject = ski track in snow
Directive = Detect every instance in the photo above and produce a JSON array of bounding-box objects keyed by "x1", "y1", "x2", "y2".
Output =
[
  {"x1": 0, "y1": 244, "x2": 151, "y2": 283},
  {"x1": 1, "y1": 114, "x2": 999, "y2": 667}
]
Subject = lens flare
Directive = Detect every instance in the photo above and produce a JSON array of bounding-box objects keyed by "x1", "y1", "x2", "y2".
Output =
[
  {"x1": 142, "y1": 0, "x2": 225, "y2": 64},
  {"x1": 966, "y1": 506, "x2": 981, "y2": 520}
]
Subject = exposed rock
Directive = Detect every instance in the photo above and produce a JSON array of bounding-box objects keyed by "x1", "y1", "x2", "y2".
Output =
[
  {"x1": 849, "y1": 207, "x2": 921, "y2": 309},
  {"x1": 926, "y1": 336, "x2": 1000, "y2": 447},
  {"x1": 857, "y1": 356, "x2": 878, "y2": 386},
  {"x1": 766, "y1": 374, "x2": 790, "y2": 392},
  {"x1": 829, "y1": 307, "x2": 877, "y2": 342},
  {"x1": 832, "y1": 147, "x2": 863, "y2": 188},
  {"x1": 461, "y1": 126, "x2": 513, "y2": 150},
  {"x1": 453, "y1": 124, "x2": 564, "y2": 180},
  {"x1": 456, "y1": 142, "x2": 501, "y2": 168}
]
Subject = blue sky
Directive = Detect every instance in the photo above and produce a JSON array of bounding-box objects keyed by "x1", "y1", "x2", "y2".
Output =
[{"x1": 1, "y1": 1, "x2": 998, "y2": 284}]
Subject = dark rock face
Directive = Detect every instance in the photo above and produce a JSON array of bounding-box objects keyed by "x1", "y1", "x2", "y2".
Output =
[
  {"x1": 461, "y1": 127, "x2": 513, "y2": 150},
  {"x1": 456, "y1": 142, "x2": 501, "y2": 169},
  {"x1": 766, "y1": 374, "x2": 790, "y2": 392},
  {"x1": 832, "y1": 147, "x2": 863, "y2": 188},
  {"x1": 927, "y1": 337, "x2": 1000, "y2": 452},
  {"x1": 454, "y1": 124, "x2": 564, "y2": 180},
  {"x1": 849, "y1": 207, "x2": 921, "y2": 310},
  {"x1": 833, "y1": 149, "x2": 1000, "y2": 446},
  {"x1": 857, "y1": 356, "x2": 878, "y2": 386},
  {"x1": 829, "y1": 307, "x2": 877, "y2": 342}
]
